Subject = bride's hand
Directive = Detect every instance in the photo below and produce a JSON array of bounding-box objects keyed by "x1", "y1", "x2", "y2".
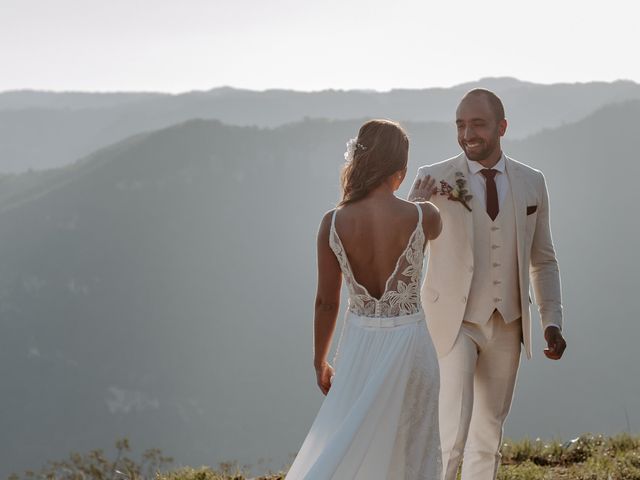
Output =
[
  {"x1": 315, "y1": 361, "x2": 335, "y2": 395},
  {"x1": 409, "y1": 174, "x2": 438, "y2": 202}
]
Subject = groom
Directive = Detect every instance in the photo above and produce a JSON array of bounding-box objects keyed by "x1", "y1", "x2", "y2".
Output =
[{"x1": 408, "y1": 88, "x2": 566, "y2": 480}]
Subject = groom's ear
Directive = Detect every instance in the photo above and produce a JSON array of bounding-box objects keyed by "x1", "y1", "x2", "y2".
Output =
[{"x1": 498, "y1": 118, "x2": 508, "y2": 137}]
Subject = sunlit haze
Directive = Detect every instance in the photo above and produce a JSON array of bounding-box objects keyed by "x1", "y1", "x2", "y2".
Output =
[{"x1": 1, "y1": 0, "x2": 637, "y2": 92}]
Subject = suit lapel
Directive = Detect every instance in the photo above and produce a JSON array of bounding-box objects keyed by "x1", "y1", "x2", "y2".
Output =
[
  {"x1": 505, "y1": 156, "x2": 527, "y2": 286},
  {"x1": 445, "y1": 154, "x2": 474, "y2": 255}
]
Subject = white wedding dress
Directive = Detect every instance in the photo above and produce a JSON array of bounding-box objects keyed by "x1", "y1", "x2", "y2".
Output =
[{"x1": 286, "y1": 204, "x2": 442, "y2": 480}]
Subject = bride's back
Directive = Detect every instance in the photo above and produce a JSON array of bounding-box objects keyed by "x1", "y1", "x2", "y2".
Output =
[
  {"x1": 334, "y1": 196, "x2": 423, "y2": 300},
  {"x1": 318, "y1": 118, "x2": 439, "y2": 316}
]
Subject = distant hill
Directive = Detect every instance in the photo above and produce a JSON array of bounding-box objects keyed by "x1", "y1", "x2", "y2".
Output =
[
  {"x1": 0, "y1": 102, "x2": 639, "y2": 476},
  {"x1": 0, "y1": 90, "x2": 161, "y2": 110},
  {"x1": 2, "y1": 78, "x2": 640, "y2": 171}
]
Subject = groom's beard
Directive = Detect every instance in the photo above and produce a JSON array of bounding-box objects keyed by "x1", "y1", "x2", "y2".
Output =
[{"x1": 461, "y1": 138, "x2": 499, "y2": 162}]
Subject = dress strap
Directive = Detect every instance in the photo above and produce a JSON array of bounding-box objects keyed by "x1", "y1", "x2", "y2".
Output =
[
  {"x1": 415, "y1": 202, "x2": 423, "y2": 226},
  {"x1": 414, "y1": 202, "x2": 426, "y2": 249},
  {"x1": 330, "y1": 209, "x2": 339, "y2": 241}
]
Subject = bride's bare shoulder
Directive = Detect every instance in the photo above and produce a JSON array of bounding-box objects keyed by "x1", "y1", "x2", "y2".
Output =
[
  {"x1": 397, "y1": 198, "x2": 435, "y2": 217},
  {"x1": 320, "y1": 208, "x2": 336, "y2": 223},
  {"x1": 318, "y1": 209, "x2": 336, "y2": 239},
  {"x1": 416, "y1": 201, "x2": 442, "y2": 240}
]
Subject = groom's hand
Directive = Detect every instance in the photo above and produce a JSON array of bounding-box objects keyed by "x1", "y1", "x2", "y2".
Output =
[
  {"x1": 409, "y1": 174, "x2": 438, "y2": 202},
  {"x1": 544, "y1": 326, "x2": 566, "y2": 360}
]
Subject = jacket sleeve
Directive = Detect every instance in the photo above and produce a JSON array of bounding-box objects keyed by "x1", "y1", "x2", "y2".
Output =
[{"x1": 529, "y1": 171, "x2": 563, "y2": 331}]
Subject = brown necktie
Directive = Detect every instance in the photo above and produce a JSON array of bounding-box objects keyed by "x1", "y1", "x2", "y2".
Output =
[{"x1": 480, "y1": 169, "x2": 499, "y2": 221}]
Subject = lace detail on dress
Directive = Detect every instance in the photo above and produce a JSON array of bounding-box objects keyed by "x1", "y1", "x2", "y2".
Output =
[
  {"x1": 389, "y1": 325, "x2": 443, "y2": 479},
  {"x1": 329, "y1": 203, "x2": 425, "y2": 318}
]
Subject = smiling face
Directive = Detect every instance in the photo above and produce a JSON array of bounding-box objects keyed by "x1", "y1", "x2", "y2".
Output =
[{"x1": 456, "y1": 93, "x2": 507, "y2": 165}]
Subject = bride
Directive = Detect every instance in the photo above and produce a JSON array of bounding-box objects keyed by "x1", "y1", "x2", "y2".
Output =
[{"x1": 285, "y1": 119, "x2": 443, "y2": 479}]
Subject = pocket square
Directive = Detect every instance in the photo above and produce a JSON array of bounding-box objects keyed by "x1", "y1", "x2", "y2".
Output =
[{"x1": 526, "y1": 205, "x2": 537, "y2": 215}]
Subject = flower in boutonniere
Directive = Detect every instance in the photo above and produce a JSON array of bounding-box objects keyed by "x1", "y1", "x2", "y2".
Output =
[{"x1": 439, "y1": 172, "x2": 473, "y2": 212}]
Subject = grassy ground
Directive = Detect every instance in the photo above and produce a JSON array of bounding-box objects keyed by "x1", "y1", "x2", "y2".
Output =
[
  {"x1": 11, "y1": 434, "x2": 640, "y2": 479},
  {"x1": 158, "y1": 434, "x2": 640, "y2": 480}
]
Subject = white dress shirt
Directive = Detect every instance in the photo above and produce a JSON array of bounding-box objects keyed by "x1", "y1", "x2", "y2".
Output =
[
  {"x1": 465, "y1": 153, "x2": 509, "y2": 209},
  {"x1": 465, "y1": 153, "x2": 560, "y2": 333}
]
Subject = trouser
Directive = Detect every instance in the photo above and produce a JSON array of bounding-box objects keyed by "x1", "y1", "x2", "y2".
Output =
[{"x1": 438, "y1": 310, "x2": 522, "y2": 480}]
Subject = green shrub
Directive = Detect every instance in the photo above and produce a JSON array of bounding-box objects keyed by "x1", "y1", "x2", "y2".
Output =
[{"x1": 9, "y1": 439, "x2": 173, "y2": 480}]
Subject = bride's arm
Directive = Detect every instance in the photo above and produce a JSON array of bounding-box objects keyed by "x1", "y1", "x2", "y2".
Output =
[
  {"x1": 419, "y1": 201, "x2": 442, "y2": 241},
  {"x1": 313, "y1": 211, "x2": 342, "y2": 395}
]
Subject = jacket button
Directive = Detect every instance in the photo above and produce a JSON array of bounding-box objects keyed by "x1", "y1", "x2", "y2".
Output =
[{"x1": 462, "y1": 296, "x2": 467, "y2": 303}]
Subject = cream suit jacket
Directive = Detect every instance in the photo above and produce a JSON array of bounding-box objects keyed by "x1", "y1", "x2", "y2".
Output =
[{"x1": 416, "y1": 153, "x2": 563, "y2": 359}]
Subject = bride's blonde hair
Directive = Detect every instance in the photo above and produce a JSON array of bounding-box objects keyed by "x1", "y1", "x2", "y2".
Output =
[{"x1": 339, "y1": 119, "x2": 409, "y2": 206}]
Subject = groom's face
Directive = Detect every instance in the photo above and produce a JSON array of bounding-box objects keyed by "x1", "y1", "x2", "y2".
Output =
[{"x1": 455, "y1": 95, "x2": 506, "y2": 162}]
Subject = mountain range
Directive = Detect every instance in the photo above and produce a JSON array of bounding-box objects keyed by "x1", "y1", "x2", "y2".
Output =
[
  {"x1": 2, "y1": 77, "x2": 640, "y2": 171},
  {"x1": 0, "y1": 83, "x2": 638, "y2": 476}
]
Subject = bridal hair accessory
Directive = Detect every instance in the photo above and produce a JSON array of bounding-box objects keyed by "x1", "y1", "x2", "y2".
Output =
[
  {"x1": 440, "y1": 172, "x2": 473, "y2": 212},
  {"x1": 344, "y1": 137, "x2": 367, "y2": 162}
]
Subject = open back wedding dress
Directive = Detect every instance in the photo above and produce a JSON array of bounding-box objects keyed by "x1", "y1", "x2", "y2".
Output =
[{"x1": 285, "y1": 203, "x2": 442, "y2": 479}]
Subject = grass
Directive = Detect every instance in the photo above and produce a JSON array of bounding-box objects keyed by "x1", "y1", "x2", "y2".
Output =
[
  {"x1": 496, "y1": 433, "x2": 640, "y2": 480},
  {"x1": 163, "y1": 434, "x2": 640, "y2": 480},
  {"x1": 10, "y1": 434, "x2": 640, "y2": 480}
]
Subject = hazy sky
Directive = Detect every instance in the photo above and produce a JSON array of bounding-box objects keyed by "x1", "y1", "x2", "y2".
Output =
[{"x1": 1, "y1": 0, "x2": 637, "y2": 93}]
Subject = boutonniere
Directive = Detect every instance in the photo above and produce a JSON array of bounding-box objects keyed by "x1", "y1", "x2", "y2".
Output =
[{"x1": 439, "y1": 172, "x2": 473, "y2": 212}]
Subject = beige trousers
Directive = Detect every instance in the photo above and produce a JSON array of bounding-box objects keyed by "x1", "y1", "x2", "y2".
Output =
[{"x1": 438, "y1": 311, "x2": 522, "y2": 480}]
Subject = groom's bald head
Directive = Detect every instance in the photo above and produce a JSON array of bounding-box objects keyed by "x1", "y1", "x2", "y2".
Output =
[{"x1": 459, "y1": 88, "x2": 505, "y2": 122}]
